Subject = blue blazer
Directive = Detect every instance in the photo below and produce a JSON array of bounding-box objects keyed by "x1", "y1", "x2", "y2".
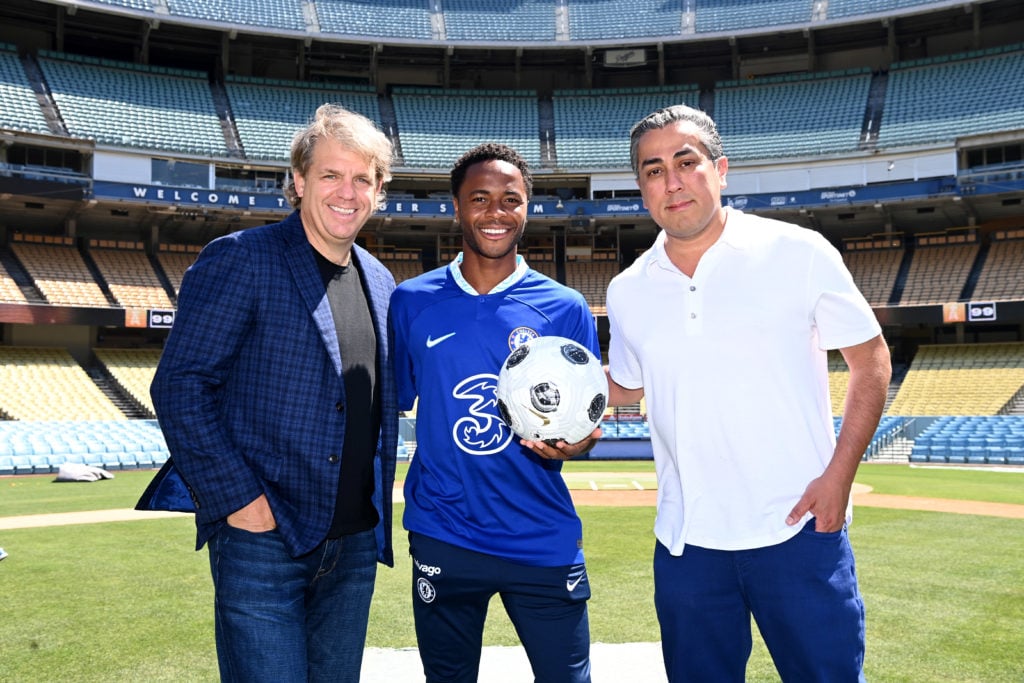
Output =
[{"x1": 150, "y1": 211, "x2": 398, "y2": 564}]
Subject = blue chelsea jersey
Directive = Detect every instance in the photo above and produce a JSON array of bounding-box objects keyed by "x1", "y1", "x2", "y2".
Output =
[{"x1": 389, "y1": 261, "x2": 600, "y2": 566}]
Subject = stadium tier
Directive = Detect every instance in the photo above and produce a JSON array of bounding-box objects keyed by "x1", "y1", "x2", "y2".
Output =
[
  {"x1": 36, "y1": 51, "x2": 229, "y2": 157},
  {"x1": 0, "y1": 45, "x2": 51, "y2": 135},
  {"x1": 1, "y1": 43, "x2": 1021, "y2": 167},
  {"x1": 551, "y1": 85, "x2": 700, "y2": 169},
  {"x1": 225, "y1": 76, "x2": 381, "y2": 162},
  {"x1": 878, "y1": 46, "x2": 1024, "y2": 150},
  {"x1": 0, "y1": 346, "x2": 125, "y2": 421},
  {"x1": 887, "y1": 342, "x2": 1024, "y2": 416},
  {"x1": 391, "y1": 87, "x2": 542, "y2": 169},
  {"x1": 712, "y1": 69, "x2": 872, "y2": 161},
  {"x1": 2, "y1": 0, "x2": 1024, "y2": 472},
  {"x1": 694, "y1": 0, "x2": 814, "y2": 34},
  {"x1": 6, "y1": 232, "x2": 1023, "y2": 318},
  {"x1": 909, "y1": 415, "x2": 1024, "y2": 465}
]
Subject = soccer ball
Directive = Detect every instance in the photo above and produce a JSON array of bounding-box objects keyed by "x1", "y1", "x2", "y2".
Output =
[{"x1": 495, "y1": 335, "x2": 608, "y2": 446}]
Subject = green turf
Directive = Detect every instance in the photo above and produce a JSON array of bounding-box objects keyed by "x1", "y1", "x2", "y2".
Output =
[
  {"x1": 2, "y1": 463, "x2": 1023, "y2": 681},
  {"x1": 855, "y1": 462, "x2": 1024, "y2": 505}
]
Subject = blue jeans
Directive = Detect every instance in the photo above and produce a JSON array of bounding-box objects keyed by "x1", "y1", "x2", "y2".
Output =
[
  {"x1": 654, "y1": 519, "x2": 866, "y2": 682},
  {"x1": 208, "y1": 526, "x2": 377, "y2": 683}
]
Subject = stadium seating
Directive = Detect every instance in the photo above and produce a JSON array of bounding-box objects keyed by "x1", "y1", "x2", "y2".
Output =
[
  {"x1": 827, "y1": 0, "x2": 947, "y2": 21},
  {"x1": 897, "y1": 238, "x2": 978, "y2": 306},
  {"x1": 156, "y1": 244, "x2": 201, "y2": 297},
  {"x1": 0, "y1": 419, "x2": 168, "y2": 472},
  {"x1": 887, "y1": 342, "x2": 1024, "y2": 416},
  {"x1": 373, "y1": 249, "x2": 424, "y2": 285},
  {"x1": 552, "y1": 85, "x2": 700, "y2": 168},
  {"x1": 392, "y1": 87, "x2": 541, "y2": 169},
  {"x1": 971, "y1": 230, "x2": 1024, "y2": 302},
  {"x1": 912, "y1": 415, "x2": 1024, "y2": 465},
  {"x1": 37, "y1": 50, "x2": 229, "y2": 157},
  {"x1": 0, "y1": 45, "x2": 52, "y2": 135},
  {"x1": 444, "y1": 0, "x2": 557, "y2": 41},
  {"x1": 0, "y1": 261, "x2": 28, "y2": 304},
  {"x1": 0, "y1": 347, "x2": 126, "y2": 421},
  {"x1": 88, "y1": 240, "x2": 174, "y2": 310},
  {"x1": 93, "y1": 348, "x2": 162, "y2": 417},
  {"x1": 843, "y1": 242, "x2": 903, "y2": 306},
  {"x1": 695, "y1": 0, "x2": 811, "y2": 33},
  {"x1": 568, "y1": 0, "x2": 685, "y2": 40},
  {"x1": 525, "y1": 248, "x2": 557, "y2": 281},
  {"x1": 10, "y1": 235, "x2": 110, "y2": 308},
  {"x1": 878, "y1": 46, "x2": 1024, "y2": 150},
  {"x1": 564, "y1": 254, "x2": 618, "y2": 315},
  {"x1": 225, "y1": 76, "x2": 381, "y2": 162},
  {"x1": 316, "y1": 0, "x2": 434, "y2": 40},
  {"x1": 166, "y1": 0, "x2": 306, "y2": 31},
  {"x1": 714, "y1": 69, "x2": 872, "y2": 161}
]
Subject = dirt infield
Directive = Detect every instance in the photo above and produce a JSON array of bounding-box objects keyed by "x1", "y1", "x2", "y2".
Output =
[
  {"x1": 569, "y1": 482, "x2": 1024, "y2": 519},
  {"x1": 2, "y1": 481, "x2": 1022, "y2": 530}
]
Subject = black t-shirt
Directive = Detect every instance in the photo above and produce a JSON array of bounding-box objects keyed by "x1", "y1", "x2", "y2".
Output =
[{"x1": 313, "y1": 247, "x2": 381, "y2": 537}]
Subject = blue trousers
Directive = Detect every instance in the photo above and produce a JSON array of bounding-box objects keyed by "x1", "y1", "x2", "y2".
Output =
[
  {"x1": 409, "y1": 532, "x2": 591, "y2": 683},
  {"x1": 207, "y1": 526, "x2": 377, "y2": 683},
  {"x1": 654, "y1": 519, "x2": 866, "y2": 682}
]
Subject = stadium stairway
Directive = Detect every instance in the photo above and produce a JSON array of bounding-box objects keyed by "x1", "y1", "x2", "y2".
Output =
[
  {"x1": 86, "y1": 362, "x2": 152, "y2": 419},
  {"x1": 0, "y1": 247, "x2": 46, "y2": 303}
]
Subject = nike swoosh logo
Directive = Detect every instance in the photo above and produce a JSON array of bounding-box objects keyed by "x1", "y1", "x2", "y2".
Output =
[
  {"x1": 426, "y1": 332, "x2": 456, "y2": 348},
  {"x1": 566, "y1": 573, "x2": 586, "y2": 592}
]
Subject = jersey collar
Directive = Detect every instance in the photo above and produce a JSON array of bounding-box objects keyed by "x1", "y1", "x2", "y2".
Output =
[{"x1": 449, "y1": 252, "x2": 529, "y2": 295}]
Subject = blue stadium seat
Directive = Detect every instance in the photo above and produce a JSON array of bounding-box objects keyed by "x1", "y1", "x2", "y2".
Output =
[
  {"x1": 10, "y1": 455, "x2": 33, "y2": 474},
  {"x1": 964, "y1": 446, "x2": 987, "y2": 465},
  {"x1": 0, "y1": 456, "x2": 15, "y2": 476},
  {"x1": 29, "y1": 454, "x2": 53, "y2": 474},
  {"x1": 134, "y1": 450, "x2": 156, "y2": 469},
  {"x1": 984, "y1": 446, "x2": 1006, "y2": 465},
  {"x1": 946, "y1": 445, "x2": 967, "y2": 464}
]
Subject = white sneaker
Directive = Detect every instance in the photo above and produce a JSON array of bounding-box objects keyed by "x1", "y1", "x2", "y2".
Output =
[{"x1": 0, "y1": 548, "x2": 7, "y2": 561}]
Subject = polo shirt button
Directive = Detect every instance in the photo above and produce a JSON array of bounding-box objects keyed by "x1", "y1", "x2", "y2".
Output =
[
  {"x1": 690, "y1": 313, "x2": 697, "y2": 319},
  {"x1": 335, "y1": 402, "x2": 345, "y2": 412},
  {"x1": 328, "y1": 454, "x2": 339, "y2": 464},
  {"x1": 689, "y1": 285, "x2": 696, "y2": 292}
]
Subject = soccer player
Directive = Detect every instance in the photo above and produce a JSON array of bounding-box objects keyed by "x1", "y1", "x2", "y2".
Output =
[
  {"x1": 604, "y1": 104, "x2": 891, "y2": 681},
  {"x1": 389, "y1": 143, "x2": 599, "y2": 683}
]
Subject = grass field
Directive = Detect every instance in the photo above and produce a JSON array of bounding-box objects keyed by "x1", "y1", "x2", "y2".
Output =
[{"x1": 1, "y1": 464, "x2": 1023, "y2": 682}]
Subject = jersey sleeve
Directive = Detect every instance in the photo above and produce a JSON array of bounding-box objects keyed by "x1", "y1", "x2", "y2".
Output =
[{"x1": 388, "y1": 287, "x2": 419, "y2": 411}]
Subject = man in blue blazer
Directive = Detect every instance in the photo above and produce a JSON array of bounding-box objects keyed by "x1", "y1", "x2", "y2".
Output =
[{"x1": 150, "y1": 104, "x2": 399, "y2": 683}]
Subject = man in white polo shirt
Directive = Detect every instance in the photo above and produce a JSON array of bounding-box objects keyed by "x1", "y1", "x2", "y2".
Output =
[{"x1": 604, "y1": 104, "x2": 891, "y2": 682}]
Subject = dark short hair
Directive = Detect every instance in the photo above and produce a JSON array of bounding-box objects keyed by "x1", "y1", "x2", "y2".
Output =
[
  {"x1": 629, "y1": 104, "x2": 724, "y2": 177},
  {"x1": 450, "y1": 143, "x2": 533, "y2": 200}
]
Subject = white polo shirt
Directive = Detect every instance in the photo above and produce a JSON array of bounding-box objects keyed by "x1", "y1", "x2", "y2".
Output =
[{"x1": 607, "y1": 208, "x2": 881, "y2": 555}]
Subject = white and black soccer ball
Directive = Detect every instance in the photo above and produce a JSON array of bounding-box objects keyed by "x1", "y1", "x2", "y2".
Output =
[{"x1": 496, "y1": 335, "x2": 608, "y2": 446}]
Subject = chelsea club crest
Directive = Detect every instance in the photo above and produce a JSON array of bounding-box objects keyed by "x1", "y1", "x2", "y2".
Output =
[{"x1": 507, "y1": 326, "x2": 539, "y2": 351}]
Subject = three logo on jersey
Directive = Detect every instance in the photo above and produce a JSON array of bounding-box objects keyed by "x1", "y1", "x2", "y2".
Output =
[
  {"x1": 413, "y1": 556, "x2": 589, "y2": 604},
  {"x1": 426, "y1": 326, "x2": 543, "y2": 456}
]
